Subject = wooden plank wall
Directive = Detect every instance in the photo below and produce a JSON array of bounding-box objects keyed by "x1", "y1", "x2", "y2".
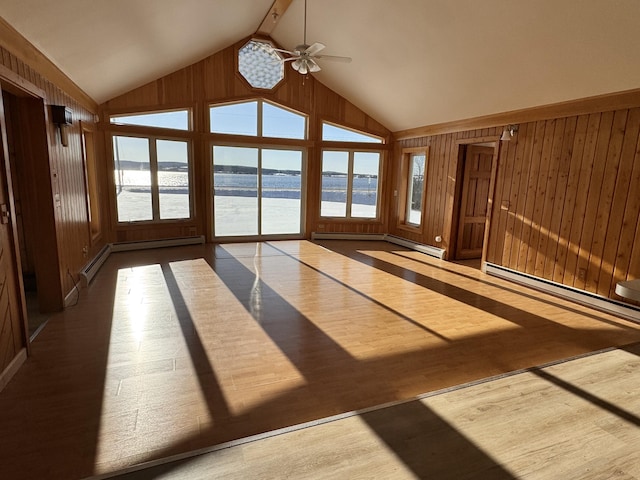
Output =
[
  {"x1": 487, "y1": 108, "x2": 640, "y2": 300},
  {"x1": 390, "y1": 128, "x2": 501, "y2": 253},
  {"x1": 101, "y1": 37, "x2": 391, "y2": 241},
  {"x1": 0, "y1": 47, "x2": 102, "y2": 300},
  {"x1": 393, "y1": 105, "x2": 640, "y2": 303}
]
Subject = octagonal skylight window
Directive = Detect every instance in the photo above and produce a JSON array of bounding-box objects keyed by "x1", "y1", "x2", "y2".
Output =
[{"x1": 238, "y1": 40, "x2": 284, "y2": 90}]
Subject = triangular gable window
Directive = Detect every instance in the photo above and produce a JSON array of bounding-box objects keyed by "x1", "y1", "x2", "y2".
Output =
[
  {"x1": 110, "y1": 109, "x2": 190, "y2": 131},
  {"x1": 322, "y1": 122, "x2": 383, "y2": 143}
]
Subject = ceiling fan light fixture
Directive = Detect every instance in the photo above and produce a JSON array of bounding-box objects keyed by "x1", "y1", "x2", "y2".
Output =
[
  {"x1": 278, "y1": 0, "x2": 350, "y2": 76},
  {"x1": 292, "y1": 58, "x2": 307, "y2": 74}
]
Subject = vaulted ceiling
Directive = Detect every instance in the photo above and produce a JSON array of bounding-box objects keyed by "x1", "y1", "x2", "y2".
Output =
[{"x1": 1, "y1": 0, "x2": 639, "y2": 131}]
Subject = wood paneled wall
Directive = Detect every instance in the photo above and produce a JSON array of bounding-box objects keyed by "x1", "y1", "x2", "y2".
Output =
[
  {"x1": 487, "y1": 108, "x2": 640, "y2": 300},
  {"x1": 392, "y1": 105, "x2": 640, "y2": 303},
  {"x1": 101, "y1": 37, "x2": 391, "y2": 241},
  {"x1": 390, "y1": 128, "x2": 501, "y2": 253},
  {"x1": 0, "y1": 47, "x2": 102, "y2": 302}
]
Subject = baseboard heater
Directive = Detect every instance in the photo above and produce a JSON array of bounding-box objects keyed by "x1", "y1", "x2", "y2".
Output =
[
  {"x1": 311, "y1": 232, "x2": 446, "y2": 260},
  {"x1": 80, "y1": 236, "x2": 205, "y2": 287},
  {"x1": 110, "y1": 235, "x2": 205, "y2": 252},
  {"x1": 485, "y1": 262, "x2": 640, "y2": 323},
  {"x1": 80, "y1": 244, "x2": 112, "y2": 287},
  {"x1": 384, "y1": 234, "x2": 446, "y2": 260}
]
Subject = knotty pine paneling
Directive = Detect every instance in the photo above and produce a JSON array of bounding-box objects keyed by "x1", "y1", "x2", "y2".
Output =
[
  {"x1": 487, "y1": 107, "x2": 640, "y2": 301},
  {"x1": 101, "y1": 37, "x2": 391, "y2": 241},
  {"x1": 0, "y1": 47, "x2": 102, "y2": 306}
]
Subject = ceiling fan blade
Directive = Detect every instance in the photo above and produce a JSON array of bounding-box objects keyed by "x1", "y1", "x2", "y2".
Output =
[
  {"x1": 308, "y1": 59, "x2": 321, "y2": 73},
  {"x1": 305, "y1": 42, "x2": 326, "y2": 56},
  {"x1": 270, "y1": 47, "x2": 296, "y2": 55},
  {"x1": 315, "y1": 55, "x2": 352, "y2": 63}
]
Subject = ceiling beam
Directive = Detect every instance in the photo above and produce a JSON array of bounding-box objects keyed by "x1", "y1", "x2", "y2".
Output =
[{"x1": 256, "y1": 0, "x2": 294, "y2": 36}]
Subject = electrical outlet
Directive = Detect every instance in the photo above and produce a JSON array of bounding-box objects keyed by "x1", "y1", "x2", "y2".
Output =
[
  {"x1": 578, "y1": 268, "x2": 587, "y2": 280},
  {"x1": 82, "y1": 245, "x2": 88, "y2": 258}
]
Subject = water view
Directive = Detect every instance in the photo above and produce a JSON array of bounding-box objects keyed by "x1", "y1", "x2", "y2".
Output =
[{"x1": 115, "y1": 170, "x2": 379, "y2": 234}]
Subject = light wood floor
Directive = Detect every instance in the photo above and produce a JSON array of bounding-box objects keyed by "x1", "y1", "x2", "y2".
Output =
[
  {"x1": 114, "y1": 343, "x2": 640, "y2": 479},
  {"x1": 0, "y1": 240, "x2": 639, "y2": 479}
]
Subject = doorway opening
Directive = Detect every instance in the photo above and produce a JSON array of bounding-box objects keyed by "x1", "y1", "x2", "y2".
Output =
[
  {"x1": 1, "y1": 89, "x2": 62, "y2": 339},
  {"x1": 452, "y1": 143, "x2": 497, "y2": 266},
  {"x1": 212, "y1": 145, "x2": 306, "y2": 239}
]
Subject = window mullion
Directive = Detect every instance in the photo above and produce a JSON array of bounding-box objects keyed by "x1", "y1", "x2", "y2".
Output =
[
  {"x1": 149, "y1": 138, "x2": 160, "y2": 220},
  {"x1": 258, "y1": 148, "x2": 263, "y2": 235},
  {"x1": 346, "y1": 151, "x2": 354, "y2": 218},
  {"x1": 257, "y1": 99, "x2": 263, "y2": 138}
]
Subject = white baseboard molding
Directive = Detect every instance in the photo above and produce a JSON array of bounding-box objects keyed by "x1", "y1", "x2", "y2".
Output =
[
  {"x1": 0, "y1": 348, "x2": 27, "y2": 392},
  {"x1": 311, "y1": 232, "x2": 446, "y2": 260},
  {"x1": 485, "y1": 263, "x2": 640, "y2": 322},
  {"x1": 111, "y1": 235, "x2": 205, "y2": 252}
]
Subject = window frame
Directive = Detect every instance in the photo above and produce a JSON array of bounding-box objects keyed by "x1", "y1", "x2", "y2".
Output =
[
  {"x1": 211, "y1": 141, "x2": 308, "y2": 239},
  {"x1": 236, "y1": 38, "x2": 286, "y2": 91},
  {"x1": 209, "y1": 99, "x2": 308, "y2": 140},
  {"x1": 109, "y1": 107, "x2": 193, "y2": 131},
  {"x1": 111, "y1": 132, "x2": 194, "y2": 224},
  {"x1": 319, "y1": 148, "x2": 382, "y2": 220},
  {"x1": 321, "y1": 121, "x2": 384, "y2": 144},
  {"x1": 80, "y1": 121, "x2": 102, "y2": 244},
  {"x1": 398, "y1": 146, "x2": 429, "y2": 230}
]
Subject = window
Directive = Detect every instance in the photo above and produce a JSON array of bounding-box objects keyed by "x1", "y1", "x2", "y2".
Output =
[
  {"x1": 321, "y1": 150, "x2": 380, "y2": 219},
  {"x1": 210, "y1": 101, "x2": 258, "y2": 136},
  {"x1": 210, "y1": 100, "x2": 307, "y2": 139},
  {"x1": 403, "y1": 149, "x2": 428, "y2": 227},
  {"x1": 81, "y1": 123, "x2": 101, "y2": 243},
  {"x1": 263, "y1": 102, "x2": 306, "y2": 139},
  {"x1": 322, "y1": 122, "x2": 383, "y2": 143},
  {"x1": 110, "y1": 109, "x2": 190, "y2": 131},
  {"x1": 213, "y1": 146, "x2": 304, "y2": 237},
  {"x1": 113, "y1": 135, "x2": 192, "y2": 222},
  {"x1": 238, "y1": 39, "x2": 285, "y2": 90}
]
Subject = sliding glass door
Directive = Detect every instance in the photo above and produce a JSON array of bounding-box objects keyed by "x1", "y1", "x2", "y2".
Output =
[{"x1": 213, "y1": 145, "x2": 304, "y2": 238}]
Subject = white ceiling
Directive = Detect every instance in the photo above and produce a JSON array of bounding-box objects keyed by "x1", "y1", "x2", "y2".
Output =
[{"x1": 2, "y1": 0, "x2": 639, "y2": 131}]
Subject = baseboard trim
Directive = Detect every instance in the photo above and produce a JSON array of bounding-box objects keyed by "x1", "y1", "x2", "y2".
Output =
[
  {"x1": 0, "y1": 348, "x2": 27, "y2": 392},
  {"x1": 485, "y1": 263, "x2": 640, "y2": 322},
  {"x1": 311, "y1": 232, "x2": 446, "y2": 260}
]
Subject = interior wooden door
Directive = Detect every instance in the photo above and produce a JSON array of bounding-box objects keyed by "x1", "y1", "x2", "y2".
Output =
[
  {"x1": 0, "y1": 90, "x2": 26, "y2": 373},
  {"x1": 456, "y1": 145, "x2": 494, "y2": 260}
]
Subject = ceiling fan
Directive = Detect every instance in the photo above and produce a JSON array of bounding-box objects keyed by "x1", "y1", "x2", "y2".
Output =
[{"x1": 269, "y1": 0, "x2": 352, "y2": 75}]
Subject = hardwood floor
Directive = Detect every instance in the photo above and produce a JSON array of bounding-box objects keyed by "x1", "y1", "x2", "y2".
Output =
[{"x1": 0, "y1": 240, "x2": 639, "y2": 479}]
